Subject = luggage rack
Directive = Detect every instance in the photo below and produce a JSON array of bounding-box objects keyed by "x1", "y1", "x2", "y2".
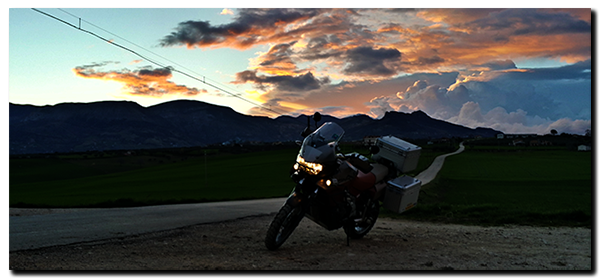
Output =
[
  {"x1": 370, "y1": 136, "x2": 423, "y2": 214},
  {"x1": 372, "y1": 135, "x2": 421, "y2": 173}
]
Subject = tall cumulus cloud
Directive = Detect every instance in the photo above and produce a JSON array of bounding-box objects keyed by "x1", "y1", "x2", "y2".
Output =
[{"x1": 365, "y1": 59, "x2": 592, "y2": 134}]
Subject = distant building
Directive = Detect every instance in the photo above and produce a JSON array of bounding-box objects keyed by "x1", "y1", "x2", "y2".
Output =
[
  {"x1": 500, "y1": 133, "x2": 538, "y2": 140},
  {"x1": 363, "y1": 136, "x2": 380, "y2": 146},
  {"x1": 511, "y1": 139, "x2": 526, "y2": 146},
  {"x1": 578, "y1": 145, "x2": 591, "y2": 151}
]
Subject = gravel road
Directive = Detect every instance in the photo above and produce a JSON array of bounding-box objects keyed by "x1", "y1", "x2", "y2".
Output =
[{"x1": 9, "y1": 213, "x2": 592, "y2": 270}]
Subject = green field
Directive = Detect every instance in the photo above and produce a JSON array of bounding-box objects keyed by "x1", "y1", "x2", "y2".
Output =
[
  {"x1": 10, "y1": 143, "x2": 592, "y2": 227},
  {"x1": 398, "y1": 148, "x2": 593, "y2": 227},
  {"x1": 10, "y1": 148, "x2": 299, "y2": 207}
]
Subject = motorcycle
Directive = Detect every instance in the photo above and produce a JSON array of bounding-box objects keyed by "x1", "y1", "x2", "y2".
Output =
[{"x1": 265, "y1": 112, "x2": 420, "y2": 250}]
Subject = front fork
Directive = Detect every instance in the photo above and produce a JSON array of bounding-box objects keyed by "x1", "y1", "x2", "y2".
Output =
[
  {"x1": 285, "y1": 175, "x2": 319, "y2": 206},
  {"x1": 285, "y1": 190, "x2": 304, "y2": 208}
]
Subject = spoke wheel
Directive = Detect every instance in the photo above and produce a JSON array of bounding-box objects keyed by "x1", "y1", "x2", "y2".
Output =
[{"x1": 265, "y1": 204, "x2": 304, "y2": 250}]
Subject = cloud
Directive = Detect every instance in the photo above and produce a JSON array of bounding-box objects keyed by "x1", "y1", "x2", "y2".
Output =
[
  {"x1": 363, "y1": 60, "x2": 591, "y2": 135},
  {"x1": 155, "y1": 8, "x2": 591, "y2": 135},
  {"x1": 476, "y1": 60, "x2": 517, "y2": 71},
  {"x1": 159, "y1": 8, "x2": 325, "y2": 50},
  {"x1": 397, "y1": 8, "x2": 592, "y2": 67},
  {"x1": 248, "y1": 103, "x2": 356, "y2": 119},
  {"x1": 160, "y1": 8, "x2": 409, "y2": 82},
  {"x1": 76, "y1": 61, "x2": 119, "y2": 69},
  {"x1": 233, "y1": 70, "x2": 330, "y2": 93},
  {"x1": 342, "y1": 46, "x2": 402, "y2": 77},
  {"x1": 365, "y1": 95, "x2": 396, "y2": 118},
  {"x1": 466, "y1": 8, "x2": 591, "y2": 36},
  {"x1": 73, "y1": 65, "x2": 207, "y2": 97},
  {"x1": 498, "y1": 59, "x2": 591, "y2": 81},
  {"x1": 160, "y1": 8, "x2": 591, "y2": 71},
  {"x1": 292, "y1": 106, "x2": 357, "y2": 118},
  {"x1": 220, "y1": 8, "x2": 234, "y2": 15},
  {"x1": 251, "y1": 41, "x2": 300, "y2": 75},
  {"x1": 447, "y1": 102, "x2": 591, "y2": 135},
  {"x1": 161, "y1": 8, "x2": 590, "y2": 82}
]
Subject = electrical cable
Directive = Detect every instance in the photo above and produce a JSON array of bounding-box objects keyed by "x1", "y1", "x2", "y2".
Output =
[
  {"x1": 31, "y1": 8, "x2": 286, "y2": 116},
  {"x1": 56, "y1": 8, "x2": 223, "y2": 86}
]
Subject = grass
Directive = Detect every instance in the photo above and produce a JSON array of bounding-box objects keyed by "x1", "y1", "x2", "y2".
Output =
[
  {"x1": 10, "y1": 143, "x2": 443, "y2": 208},
  {"x1": 395, "y1": 148, "x2": 592, "y2": 227},
  {"x1": 10, "y1": 148, "x2": 299, "y2": 208},
  {"x1": 10, "y1": 143, "x2": 591, "y2": 228}
]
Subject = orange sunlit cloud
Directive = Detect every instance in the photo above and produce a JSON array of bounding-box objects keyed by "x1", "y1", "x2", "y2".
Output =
[
  {"x1": 73, "y1": 65, "x2": 207, "y2": 98},
  {"x1": 263, "y1": 10, "x2": 582, "y2": 69},
  {"x1": 151, "y1": 8, "x2": 592, "y2": 134},
  {"x1": 160, "y1": 9, "x2": 341, "y2": 51},
  {"x1": 249, "y1": 42, "x2": 300, "y2": 76},
  {"x1": 160, "y1": 8, "x2": 591, "y2": 79}
]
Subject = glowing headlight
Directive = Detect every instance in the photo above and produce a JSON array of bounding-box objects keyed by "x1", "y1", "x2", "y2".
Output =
[{"x1": 296, "y1": 155, "x2": 323, "y2": 175}]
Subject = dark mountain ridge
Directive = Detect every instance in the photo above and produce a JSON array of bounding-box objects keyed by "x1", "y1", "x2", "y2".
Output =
[{"x1": 9, "y1": 100, "x2": 502, "y2": 154}]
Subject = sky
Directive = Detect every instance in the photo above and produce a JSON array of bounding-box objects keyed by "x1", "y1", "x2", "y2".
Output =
[{"x1": 8, "y1": 6, "x2": 593, "y2": 135}]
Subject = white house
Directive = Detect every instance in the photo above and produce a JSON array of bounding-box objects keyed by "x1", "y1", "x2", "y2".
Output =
[
  {"x1": 578, "y1": 145, "x2": 591, "y2": 151},
  {"x1": 363, "y1": 136, "x2": 380, "y2": 146}
]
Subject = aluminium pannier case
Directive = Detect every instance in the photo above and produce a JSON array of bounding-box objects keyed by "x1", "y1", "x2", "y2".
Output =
[
  {"x1": 372, "y1": 136, "x2": 421, "y2": 173},
  {"x1": 383, "y1": 175, "x2": 421, "y2": 214}
]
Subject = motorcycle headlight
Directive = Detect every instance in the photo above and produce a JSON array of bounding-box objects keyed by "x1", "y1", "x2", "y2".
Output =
[{"x1": 296, "y1": 155, "x2": 323, "y2": 175}]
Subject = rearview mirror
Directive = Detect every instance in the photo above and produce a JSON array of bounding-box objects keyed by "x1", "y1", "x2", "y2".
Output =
[
  {"x1": 301, "y1": 112, "x2": 321, "y2": 138},
  {"x1": 313, "y1": 112, "x2": 322, "y2": 122}
]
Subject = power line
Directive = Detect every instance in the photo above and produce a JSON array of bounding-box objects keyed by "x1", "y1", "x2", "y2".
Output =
[
  {"x1": 30, "y1": 8, "x2": 286, "y2": 116},
  {"x1": 56, "y1": 8, "x2": 217, "y2": 84},
  {"x1": 33, "y1": 8, "x2": 279, "y2": 114}
]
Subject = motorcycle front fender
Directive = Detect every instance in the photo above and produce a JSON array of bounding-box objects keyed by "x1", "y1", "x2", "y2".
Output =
[{"x1": 285, "y1": 191, "x2": 303, "y2": 207}]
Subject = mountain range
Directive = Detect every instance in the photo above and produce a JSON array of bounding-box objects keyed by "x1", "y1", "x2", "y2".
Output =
[{"x1": 9, "y1": 100, "x2": 502, "y2": 154}]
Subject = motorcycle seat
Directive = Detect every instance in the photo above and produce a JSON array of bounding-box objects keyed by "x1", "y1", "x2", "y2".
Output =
[
  {"x1": 343, "y1": 162, "x2": 389, "y2": 195},
  {"x1": 370, "y1": 163, "x2": 388, "y2": 183}
]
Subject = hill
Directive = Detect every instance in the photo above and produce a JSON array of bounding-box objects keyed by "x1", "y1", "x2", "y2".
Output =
[{"x1": 9, "y1": 100, "x2": 501, "y2": 154}]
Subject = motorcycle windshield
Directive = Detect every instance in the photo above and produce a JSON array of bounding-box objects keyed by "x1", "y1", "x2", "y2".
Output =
[
  {"x1": 300, "y1": 122, "x2": 345, "y2": 163},
  {"x1": 305, "y1": 122, "x2": 344, "y2": 147}
]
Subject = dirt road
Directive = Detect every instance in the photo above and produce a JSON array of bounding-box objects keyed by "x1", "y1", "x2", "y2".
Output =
[
  {"x1": 9, "y1": 198, "x2": 286, "y2": 251},
  {"x1": 9, "y1": 214, "x2": 592, "y2": 270},
  {"x1": 415, "y1": 142, "x2": 464, "y2": 185}
]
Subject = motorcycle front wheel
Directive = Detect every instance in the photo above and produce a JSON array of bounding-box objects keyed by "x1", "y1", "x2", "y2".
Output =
[{"x1": 265, "y1": 204, "x2": 304, "y2": 250}]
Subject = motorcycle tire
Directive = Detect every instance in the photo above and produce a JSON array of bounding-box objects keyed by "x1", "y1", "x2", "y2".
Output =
[
  {"x1": 343, "y1": 201, "x2": 380, "y2": 239},
  {"x1": 265, "y1": 204, "x2": 304, "y2": 250}
]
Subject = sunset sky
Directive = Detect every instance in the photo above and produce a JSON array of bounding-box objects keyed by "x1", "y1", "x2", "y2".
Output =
[{"x1": 8, "y1": 7, "x2": 593, "y2": 135}]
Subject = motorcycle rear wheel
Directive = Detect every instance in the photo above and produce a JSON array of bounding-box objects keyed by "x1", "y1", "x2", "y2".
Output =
[
  {"x1": 265, "y1": 204, "x2": 304, "y2": 250},
  {"x1": 343, "y1": 201, "x2": 380, "y2": 239}
]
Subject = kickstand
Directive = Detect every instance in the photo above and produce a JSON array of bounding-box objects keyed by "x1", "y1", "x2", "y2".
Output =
[{"x1": 346, "y1": 235, "x2": 350, "y2": 246}]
